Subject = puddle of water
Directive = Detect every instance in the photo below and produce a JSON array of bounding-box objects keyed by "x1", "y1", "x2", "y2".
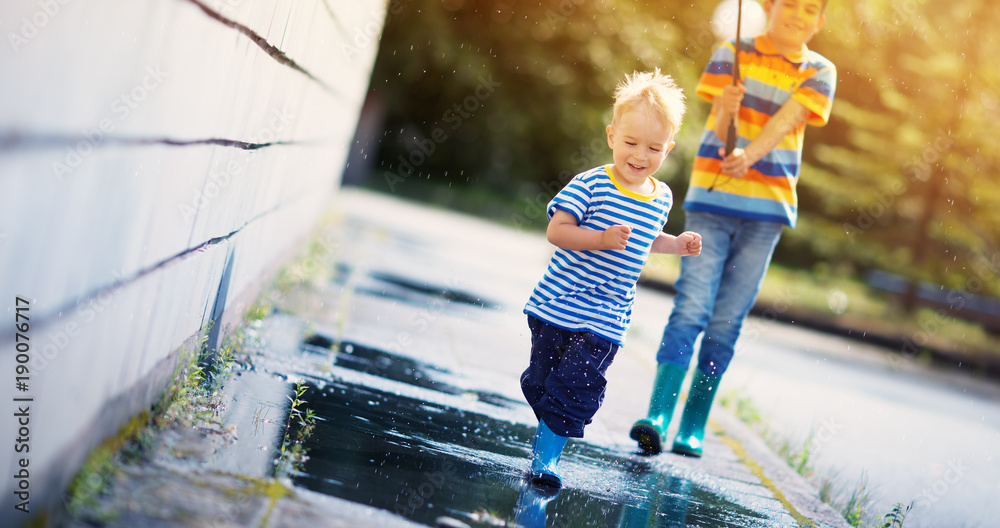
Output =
[
  {"x1": 288, "y1": 339, "x2": 780, "y2": 528},
  {"x1": 332, "y1": 341, "x2": 465, "y2": 396},
  {"x1": 353, "y1": 270, "x2": 500, "y2": 310}
]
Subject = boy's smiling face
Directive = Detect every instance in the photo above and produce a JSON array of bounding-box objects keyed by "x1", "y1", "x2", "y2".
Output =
[
  {"x1": 764, "y1": 0, "x2": 826, "y2": 52},
  {"x1": 606, "y1": 108, "x2": 675, "y2": 190}
]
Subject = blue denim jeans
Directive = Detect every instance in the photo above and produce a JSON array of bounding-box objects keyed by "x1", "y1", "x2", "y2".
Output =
[{"x1": 656, "y1": 211, "x2": 783, "y2": 376}]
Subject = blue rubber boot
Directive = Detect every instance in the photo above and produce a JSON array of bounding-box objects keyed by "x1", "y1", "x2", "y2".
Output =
[
  {"x1": 513, "y1": 480, "x2": 559, "y2": 528},
  {"x1": 671, "y1": 368, "x2": 722, "y2": 457},
  {"x1": 629, "y1": 363, "x2": 687, "y2": 454},
  {"x1": 529, "y1": 419, "x2": 568, "y2": 488}
]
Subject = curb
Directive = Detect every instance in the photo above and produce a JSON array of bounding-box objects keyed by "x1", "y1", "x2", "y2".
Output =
[{"x1": 710, "y1": 406, "x2": 852, "y2": 528}]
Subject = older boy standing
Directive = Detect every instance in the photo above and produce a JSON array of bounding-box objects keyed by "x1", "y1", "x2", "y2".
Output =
[
  {"x1": 522, "y1": 70, "x2": 702, "y2": 488},
  {"x1": 630, "y1": 0, "x2": 836, "y2": 457}
]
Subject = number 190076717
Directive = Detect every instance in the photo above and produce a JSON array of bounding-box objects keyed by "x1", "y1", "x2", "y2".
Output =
[{"x1": 15, "y1": 297, "x2": 30, "y2": 393}]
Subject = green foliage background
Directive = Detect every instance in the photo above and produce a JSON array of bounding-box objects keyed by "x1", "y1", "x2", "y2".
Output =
[{"x1": 352, "y1": 0, "x2": 1000, "y2": 307}]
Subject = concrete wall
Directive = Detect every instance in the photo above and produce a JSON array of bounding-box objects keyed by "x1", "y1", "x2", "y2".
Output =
[{"x1": 0, "y1": 0, "x2": 386, "y2": 517}]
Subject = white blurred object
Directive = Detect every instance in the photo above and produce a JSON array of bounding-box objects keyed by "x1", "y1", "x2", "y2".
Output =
[
  {"x1": 827, "y1": 290, "x2": 849, "y2": 315},
  {"x1": 711, "y1": 0, "x2": 768, "y2": 41}
]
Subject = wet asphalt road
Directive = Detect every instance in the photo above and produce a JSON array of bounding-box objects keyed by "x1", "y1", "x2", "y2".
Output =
[
  {"x1": 241, "y1": 188, "x2": 853, "y2": 527},
  {"x1": 705, "y1": 309, "x2": 1000, "y2": 528}
]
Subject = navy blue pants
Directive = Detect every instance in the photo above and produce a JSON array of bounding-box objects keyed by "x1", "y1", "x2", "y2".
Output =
[{"x1": 520, "y1": 315, "x2": 620, "y2": 438}]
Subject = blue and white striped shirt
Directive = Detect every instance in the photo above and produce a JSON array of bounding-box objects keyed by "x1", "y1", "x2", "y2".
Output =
[{"x1": 524, "y1": 165, "x2": 673, "y2": 346}]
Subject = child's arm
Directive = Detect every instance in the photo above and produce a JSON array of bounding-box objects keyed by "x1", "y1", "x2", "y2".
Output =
[
  {"x1": 651, "y1": 231, "x2": 702, "y2": 256},
  {"x1": 547, "y1": 210, "x2": 632, "y2": 251},
  {"x1": 719, "y1": 98, "x2": 811, "y2": 177}
]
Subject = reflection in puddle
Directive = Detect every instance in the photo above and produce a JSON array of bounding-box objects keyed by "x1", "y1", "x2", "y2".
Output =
[
  {"x1": 351, "y1": 269, "x2": 500, "y2": 311},
  {"x1": 369, "y1": 271, "x2": 499, "y2": 309},
  {"x1": 331, "y1": 341, "x2": 464, "y2": 396},
  {"x1": 289, "y1": 340, "x2": 776, "y2": 527}
]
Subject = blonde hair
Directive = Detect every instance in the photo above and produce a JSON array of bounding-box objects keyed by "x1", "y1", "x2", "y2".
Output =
[{"x1": 612, "y1": 68, "x2": 686, "y2": 136}]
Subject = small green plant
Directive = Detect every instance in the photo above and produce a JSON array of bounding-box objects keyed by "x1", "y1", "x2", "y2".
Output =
[
  {"x1": 840, "y1": 472, "x2": 874, "y2": 526},
  {"x1": 814, "y1": 468, "x2": 911, "y2": 528},
  {"x1": 154, "y1": 340, "x2": 232, "y2": 431},
  {"x1": 720, "y1": 391, "x2": 815, "y2": 476},
  {"x1": 817, "y1": 474, "x2": 838, "y2": 505},
  {"x1": 245, "y1": 299, "x2": 272, "y2": 322},
  {"x1": 719, "y1": 391, "x2": 764, "y2": 427},
  {"x1": 199, "y1": 342, "x2": 237, "y2": 385},
  {"x1": 273, "y1": 234, "x2": 339, "y2": 293},
  {"x1": 276, "y1": 381, "x2": 317, "y2": 477},
  {"x1": 877, "y1": 502, "x2": 913, "y2": 528},
  {"x1": 776, "y1": 428, "x2": 815, "y2": 477},
  {"x1": 252, "y1": 402, "x2": 271, "y2": 435}
]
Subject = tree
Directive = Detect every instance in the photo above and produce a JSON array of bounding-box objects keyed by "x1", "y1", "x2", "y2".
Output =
[
  {"x1": 794, "y1": 0, "x2": 1000, "y2": 305},
  {"x1": 359, "y1": 0, "x2": 1000, "y2": 315}
]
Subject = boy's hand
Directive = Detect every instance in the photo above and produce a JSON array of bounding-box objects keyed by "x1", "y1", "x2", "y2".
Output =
[
  {"x1": 601, "y1": 225, "x2": 631, "y2": 250},
  {"x1": 718, "y1": 147, "x2": 752, "y2": 178},
  {"x1": 719, "y1": 83, "x2": 746, "y2": 116},
  {"x1": 717, "y1": 99, "x2": 810, "y2": 180},
  {"x1": 676, "y1": 231, "x2": 702, "y2": 257}
]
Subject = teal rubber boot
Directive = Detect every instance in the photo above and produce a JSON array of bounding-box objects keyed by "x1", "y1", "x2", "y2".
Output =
[
  {"x1": 629, "y1": 363, "x2": 687, "y2": 454},
  {"x1": 671, "y1": 368, "x2": 722, "y2": 457},
  {"x1": 529, "y1": 419, "x2": 568, "y2": 488}
]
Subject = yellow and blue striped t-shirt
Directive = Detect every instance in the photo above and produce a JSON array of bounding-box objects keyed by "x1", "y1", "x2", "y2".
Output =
[
  {"x1": 685, "y1": 35, "x2": 836, "y2": 227},
  {"x1": 524, "y1": 165, "x2": 673, "y2": 346}
]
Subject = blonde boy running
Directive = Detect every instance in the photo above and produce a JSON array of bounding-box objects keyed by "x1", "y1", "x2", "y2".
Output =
[{"x1": 522, "y1": 70, "x2": 702, "y2": 488}]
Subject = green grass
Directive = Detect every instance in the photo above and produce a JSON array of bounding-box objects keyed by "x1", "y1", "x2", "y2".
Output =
[
  {"x1": 245, "y1": 299, "x2": 271, "y2": 322},
  {"x1": 63, "y1": 410, "x2": 152, "y2": 520},
  {"x1": 275, "y1": 381, "x2": 318, "y2": 478},
  {"x1": 719, "y1": 391, "x2": 911, "y2": 528},
  {"x1": 60, "y1": 217, "x2": 348, "y2": 524},
  {"x1": 63, "y1": 321, "x2": 246, "y2": 522},
  {"x1": 877, "y1": 502, "x2": 914, "y2": 528}
]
